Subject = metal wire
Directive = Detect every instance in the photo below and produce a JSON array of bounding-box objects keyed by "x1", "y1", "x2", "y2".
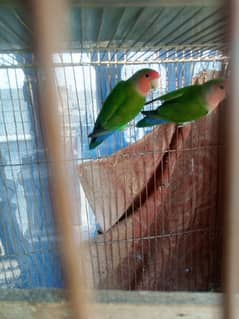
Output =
[{"x1": 0, "y1": 30, "x2": 229, "y2": 292}]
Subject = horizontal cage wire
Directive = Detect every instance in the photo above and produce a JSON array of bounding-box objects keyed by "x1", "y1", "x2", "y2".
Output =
[
  {"x1": 55, "y1": 48, "x2": 229, "y2": 290},
  {"x1": 0, "y1": 44, "x2": 229, "y2": 291},
  {"x1": 0, "y1": 0, "x2": 230, "y2": 293}
]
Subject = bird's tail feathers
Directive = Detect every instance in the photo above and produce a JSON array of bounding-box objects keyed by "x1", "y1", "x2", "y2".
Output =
[
  {"x1": 141, "y1": 110, "x2": 160, "y2": 118},
  {"x1": 88, "y1": 124, "x2": 110, "y2": 138},
  {"x1": 136, "y1": 117, "x2": 169, "y2": 128},
  {"x1": 89, "y1": 132, "x2": 113, "y2": 149}
]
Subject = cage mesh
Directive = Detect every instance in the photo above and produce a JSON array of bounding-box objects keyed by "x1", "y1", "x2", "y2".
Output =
[{"x1": 0, "y1": 3, "x2": 229, "y2": 291}]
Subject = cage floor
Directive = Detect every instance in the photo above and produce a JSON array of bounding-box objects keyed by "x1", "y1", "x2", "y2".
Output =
[{"x1": 0, "y1": 289, "x2": 222, "y2": 319}]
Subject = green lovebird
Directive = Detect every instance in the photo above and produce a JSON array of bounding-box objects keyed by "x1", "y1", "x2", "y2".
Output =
[
  {"x1": 136, "y1": 79, "x2": 227, "y2": 128},
  {"x1": 88, "y1": 68, "x2": 160, "y2": 149}
]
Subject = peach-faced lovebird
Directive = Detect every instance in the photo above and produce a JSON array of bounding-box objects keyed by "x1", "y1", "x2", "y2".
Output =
[
  {"x1": 89, "y1": 68, "x2": 160, "y2": 149},
  {"x1": 136, "y1": 79, "x2": 227, "y2": 128}
]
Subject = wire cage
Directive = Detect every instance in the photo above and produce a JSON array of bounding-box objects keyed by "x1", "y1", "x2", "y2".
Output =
[{"x1": 0, "y1": 0, "x2": 230, "y2": 295}]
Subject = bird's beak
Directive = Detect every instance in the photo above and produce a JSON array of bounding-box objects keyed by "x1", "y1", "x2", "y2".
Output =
[{"x1": 151, "y1": 78, "x2": 159, "y2": 90}]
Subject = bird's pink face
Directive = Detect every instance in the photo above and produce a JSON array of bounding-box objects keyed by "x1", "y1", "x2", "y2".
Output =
[
  {"x1": 207, "y1": 80, "x2": 228, "y2": 112},
  {"x1": 137, "y1": 70, "x2": 160, "y2": 97}
]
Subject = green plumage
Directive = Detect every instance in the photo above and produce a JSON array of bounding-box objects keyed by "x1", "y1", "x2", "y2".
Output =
[
  {"x1": 151, "y1": 85, "x2": 208, "y2": 123},
  {"x1": 94, "y1": 81, "x2": 144, "y2": 130},
  {"x1": 89, "y1": 77, "x2": 146, "y2": 149},
  {"x1": 137, "y1": 79, "x2": 224, "y2": 128}
]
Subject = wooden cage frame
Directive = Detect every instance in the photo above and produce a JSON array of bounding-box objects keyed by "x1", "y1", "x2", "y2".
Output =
[{"x1": 0, "y1": 0, "x2": 238, "y2": 318}]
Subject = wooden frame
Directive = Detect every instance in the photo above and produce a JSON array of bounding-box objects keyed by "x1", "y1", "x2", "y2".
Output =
[
  {"x1": 0, "y1": 290, "x2": 223, "y2": 319},
  {"x1": 0, "y1": 0, "x2": 236, "y2": 318}
]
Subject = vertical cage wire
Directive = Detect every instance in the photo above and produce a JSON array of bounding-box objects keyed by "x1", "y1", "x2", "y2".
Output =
[
  {"x1": 0, "y1": 2, "x2": 229, "y2": 293},
  {"x1": 51, "y1": 51, "x2": 229, "y2": 289},
  {"x1": 70, "y1": 48, "x2": 228, "y2": 290}
]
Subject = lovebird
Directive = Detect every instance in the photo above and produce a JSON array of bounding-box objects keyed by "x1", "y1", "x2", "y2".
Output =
[
  {"x1": 89, "y1": 68, "x2": 160, "y2": 149},
  {"x1": 136, "y1": 79, "x2": 227, "y2": 128}
]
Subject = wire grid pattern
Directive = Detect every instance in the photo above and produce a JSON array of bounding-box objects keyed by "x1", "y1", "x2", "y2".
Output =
[
  {"x1": 56, "y1": 49, "x2": 228, "y2": 290},
  {"x1": 0, "y1": 47, "x2": 228, "y2": 289},
  {"x1": 0, "y1": 53, "x2": 63, "y2": 288},
  {"x1": 55, "y1": 48, "x2": 228, "y2": 157}
]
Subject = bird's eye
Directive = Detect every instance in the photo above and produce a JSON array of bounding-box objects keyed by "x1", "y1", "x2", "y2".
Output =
[
  {"x1": 219, "y1": 85, "x2": 224, "y2": 90},
  {"x1": 145, "y1": 74, "x2": 149, "y2": 78}
]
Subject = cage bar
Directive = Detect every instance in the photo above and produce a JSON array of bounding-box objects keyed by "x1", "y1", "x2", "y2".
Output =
[{"x1": 0, "y1": 0, "x2": 234, "y2": 318}]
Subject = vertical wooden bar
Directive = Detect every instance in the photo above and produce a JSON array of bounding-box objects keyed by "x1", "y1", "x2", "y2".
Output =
[
  {"x1": 31, "y1": 1, "x2": 92, "y2": 319},
  {"x1": 224, "y1": 1, "x2": 239, "y2": 318}
]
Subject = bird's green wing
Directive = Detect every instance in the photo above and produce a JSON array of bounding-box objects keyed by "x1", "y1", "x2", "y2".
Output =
[
  {"x1": 95, "y1": 81, "x2": 128, "y2": 128},
  {"x1": 142, "y1": 85, "x2": 208, "y2": 124},
  {"x1": 159, "y1": 86, "x2": 190, "y2": 102},
  {"x1": 91, "y1": 80, "x2": 144, "y2": 136},
  {"x1": 160, "y1": 84, "x2": 205, "y2": 102},
  {"x1": 157, "y1": 99, "x2": 208, "y2": 123}
]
